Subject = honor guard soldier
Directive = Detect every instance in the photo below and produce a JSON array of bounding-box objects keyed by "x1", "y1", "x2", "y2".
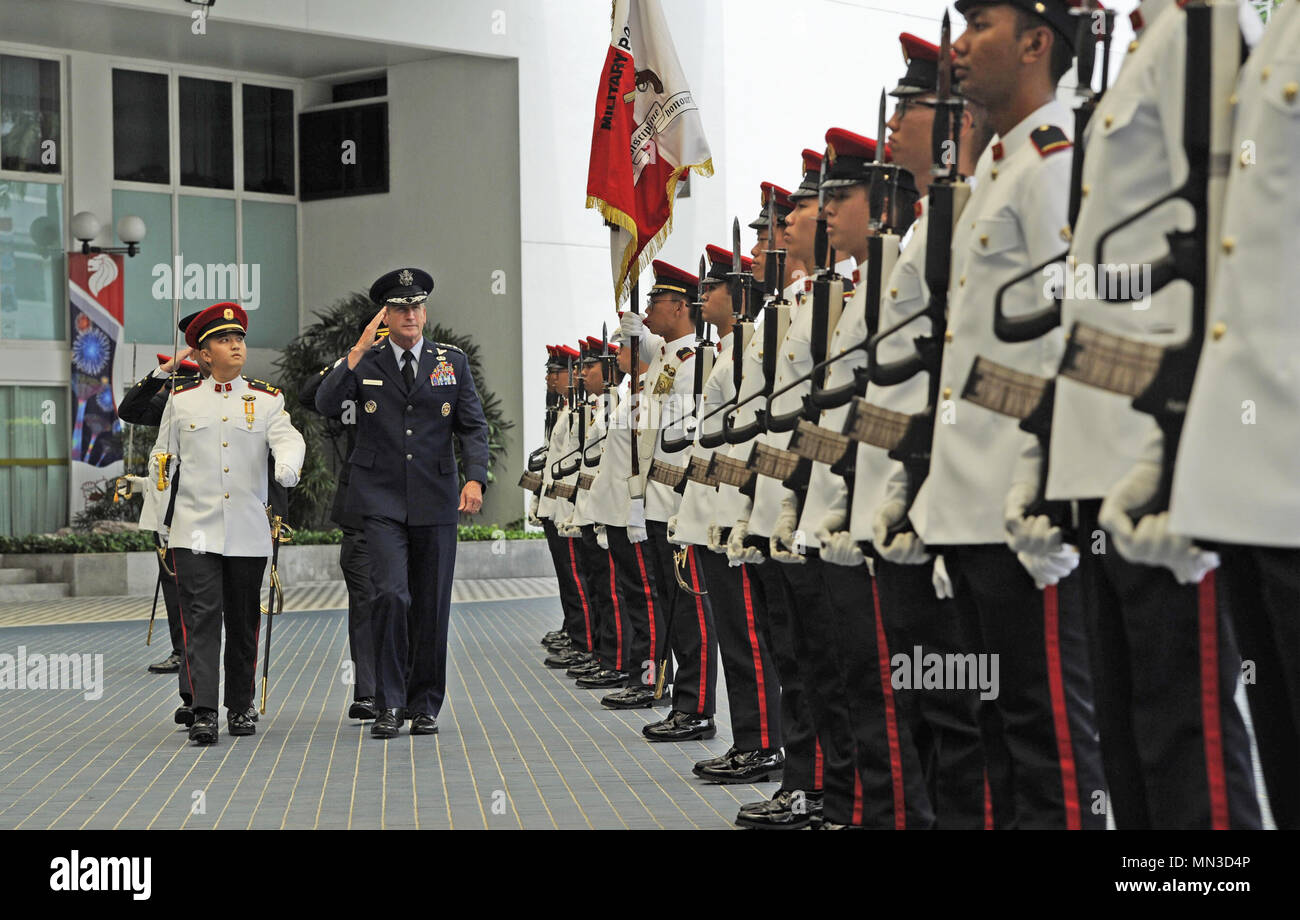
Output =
[
  {"x1": 671, "y1": 245, "x2": 784, "y2": 783},
  {"x1": 1105, "y1": 0, "x2": 1298, "y2": 828},
  {"x1": 620, "y1": 260, "x2": 718, "y2": 741},
  {"x1": 150, "y1": 303, "x2": 305, "y2": 744},
  {"x1": 1038, "y1": 0, "x2": 1261, "y2": 828},
  {"x1": 298, "y1": 318, "x2": 392, "y2": 722},
  {"x1": 315, "y1": 268, "x2": 490, "y2": 739},
  {"x1": 748, "y1": 182, "x2": 795, "y2": 284},
  {"x1": 875, "y1": 0, "x2": 1104, "y2": 827}
]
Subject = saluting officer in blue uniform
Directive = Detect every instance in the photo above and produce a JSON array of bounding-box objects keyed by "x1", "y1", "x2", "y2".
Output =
[{"x1": 316, "y1": 268, "x2": 490, "y2": 739}]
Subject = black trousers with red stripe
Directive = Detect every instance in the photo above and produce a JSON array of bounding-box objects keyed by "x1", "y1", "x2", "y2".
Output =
[
  {"x1": 643, "y1": 522, "x2": 717, "y2": 716},
  {"x1": 944, "y1": 544, "x2": 1105, "y2": 830},
  {"x1": 542, "y1": 519, "x2": 594, "y2": 649},
  {"x1": 1215, "y1": 542, "x2": 1300, "y2": 830},
  {"x1": 575, "y1": 525, "x2": 622, "y2": 672},
  {"x1": 695, "y1": 550, "x2": 782, "y2": 753},
  {"x1": 750, "y1": 560, "x2": 822, "y2": 794},
  {"x1": 820, "y1": 559, "x2": 934, "y2": 829},
  {"x1": 874, "y1": 558, "x2": 987, "y2": 829},
  {"x1": 1078, "y1": 500, "x2": 1260, "y2": 829},
  {"x1": 171, "y1": 548, "x2": 265, "y2": 715},
  {"x1": 605, "y1": 526, "x2": 670, "y2": 689},
  {"x1": 773, "y1": 557, "x2": 861, "y2": 825}
]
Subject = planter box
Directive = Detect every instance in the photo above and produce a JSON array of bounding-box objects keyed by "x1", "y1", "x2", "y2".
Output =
[{"x1": 0, "y1": 539, "x2": 551, "y2": 597}]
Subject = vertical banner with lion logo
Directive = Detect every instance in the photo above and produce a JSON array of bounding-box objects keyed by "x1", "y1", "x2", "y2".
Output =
[
  {"x1": 586, "y1": 0, "x2": 712, "y2": 305},
  {"x1": 68, "y1": 252, "x2": 125, "y2": 519}
]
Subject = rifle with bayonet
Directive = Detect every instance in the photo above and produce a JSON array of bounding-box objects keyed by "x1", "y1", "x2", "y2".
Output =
[
  {"x1": 583, "y1": 324, "x2": 614, "y2": 467},
  {"x1": 1058, "y1": 0, "x2": 1238, "y2": 524},
  {"x1": 661, "y1": 255, "x2": 715, "y2": 456}
]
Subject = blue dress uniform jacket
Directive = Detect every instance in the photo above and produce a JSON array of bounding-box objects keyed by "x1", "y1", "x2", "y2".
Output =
[{"x1": 315, "y1": 340, "x2": 490, "y2": 522}]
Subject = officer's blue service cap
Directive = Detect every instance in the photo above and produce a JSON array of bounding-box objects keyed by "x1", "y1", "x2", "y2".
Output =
[{"x1": 370, "y1": 268, "x2": 434, "y2": 306}]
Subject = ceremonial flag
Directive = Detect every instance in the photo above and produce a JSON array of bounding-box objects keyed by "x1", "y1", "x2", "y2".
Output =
[
  {"x1": 68, "y1": 252, "x2": 125, "y2": 517},
  {"x1": 586, "y1": 0, "x2": 713, "y2": 305}
]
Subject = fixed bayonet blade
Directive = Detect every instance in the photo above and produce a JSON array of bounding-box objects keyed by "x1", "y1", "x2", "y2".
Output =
[
  {"x1": 601, "y1": 321, "x2": 609, "y2": 357},
  {"x1": 698, "y1": 254, "x2": 708, "y2": 304},
  {"x1": 876, "y1": 88, "x2": 887, "y2": 165},
  {"x1": 1076, "y1": 5, "x2": 1097, "y2": 99},
  {"x1": 938, "y1": 11, "x2": 952, "y2": 101},
  {"x1": 731, "y1": 218, "x2": 743, "y2": 276}
]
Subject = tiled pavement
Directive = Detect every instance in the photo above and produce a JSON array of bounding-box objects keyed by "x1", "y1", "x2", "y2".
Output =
[{"x1": 0, "y1": 589, "x2": 774, "y2": 829}]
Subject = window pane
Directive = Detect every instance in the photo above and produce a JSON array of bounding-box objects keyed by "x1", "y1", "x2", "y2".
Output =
[
  {"x1": 242, "y1": 84, "x2": 294, "y2": 195},
  {"x1": 113, "y1": 69, "x2": 169, "y2": 184},
  {"x1": 1, "y1": 55, "x2": 61, "y2": 174},
  {"x1": 179, "y1": 76, "x2": 233, "y2": 189},
  {"x1": 177, "y1": 195, "x2": 236, "y2": 318},
  {"x1": 0, "y1": 386, "x2": 69, "y2": 537},
  {"x1": 241, "y1": 201, "x2": 297, "y2": 347},
  {"x1": 113, "y1": 189, "x2": 172, "y2": 344},
  {"x1": 0, "y1": 180, "x2": 65, "y2": 340}
]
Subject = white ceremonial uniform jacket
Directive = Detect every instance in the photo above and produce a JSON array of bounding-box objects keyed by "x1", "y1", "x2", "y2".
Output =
[
  {"x1": 550, "y1": 399, "x2": 588, "y2": 527},
  {"x1": 1170, "y1": 0, "x2": 1300, "y2": 546},
  {"x1": 151, "y1": 374, "x2": 305, "y2": 557},
  {"x1": 587, "y1": 378, "x2": 639, "y2": 527},
  {"x1": 1047, "y1": 0, "x2": 1194, "y2": 501},
  {"x1": 639, "y1": 332, "x2": 698, "y2": 523},
  {"x1": 572, "y1": 392, "x2": 610, "y2": 527},
  {"x1": 674, "y1": 332, "x2": 733, "y2": 546},
  {"x1": 911, "y1": 99, "x2": 1075, "y2": 546},
  {"x1": 537, "y1": 404, "x2": 571, "y2": 521}
]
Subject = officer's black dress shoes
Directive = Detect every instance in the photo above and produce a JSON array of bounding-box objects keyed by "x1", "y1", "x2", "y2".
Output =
[
  {"x1": 693, "y1": 746, "x2": 739, "y2": 775},
  {"x1": 566, "y1": 658, "x2": 604, "y2": 678},
  {"x1": 699, "y1": 748, "x2": 784, "y2": 784},
  {"x1": 189, "y1": 709, "x2": 219, "y2": 745},
  {"x1": 148, "y1": 652, "x2": 183, "y2": 674},
  {"x1": 227, "y1": 709, "x2": 256, "y2": 737},
  {"x1": 544, "y1": 648, "x2": 592, "y2": 669},
  {"x1": 371, "y1": 708, "x2": 404, "y2": 739},
  {"x1": 576, "y1": 669, "x2": 631, "y2": 689},
  {"x1": 409, "y1": 713, "x2": 439, "y2": 735},
  {"x1": 245, "y1": 706, "x2": 259, "y2": 723},
  {"x1": 735, "y1": 789, "x2": 824, "y2": 830},
  {"x1": 541, "y1": 630, "x2": 566, "y2": 646},
  {"x1": 348, "y1": 697, "x2": 379, "y2": 720},
  {"x1": 600, "y1": 686, "x2": 672, "y2": 709},
  {"x1": 543, "y1": 634, "x2": 574, "y2": 650},
  {"x1": 642, "y1": 710, "x2": 716, "y2": 742},
  {"x1": 174, "y1": 705, "x2": 195, "y2": 727}
]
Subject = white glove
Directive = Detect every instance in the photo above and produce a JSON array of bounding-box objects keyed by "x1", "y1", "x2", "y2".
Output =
[
  {"x1": 125, "y1": 474, "x2": 149, "y2": 494},
  {"x1": 274, "y1": 463, "x2": 299, "y2": 488},
  {"x1": 873, "y1": 499, "x2": 931, "y2": 565},
  {"x1": 627, "y1": 496, "x2": 646, "y2": 530},
  {"x1": 595, "y1": 524, "x2": 608, "y2": 550},
  {"x1": 619, "y1": 312, "x2": 654, "y2": 363},
  {"x1": 1099, "y1": 460, "x2": 1220, "y2": 585},
  {"x1": 727, "y1": 519, "x2": 764, "y2": 566},
  {"x1": 932, "y1": 554, "x2": 955, "y2": 600},
  {"x1": 147, "y1": 453, "x2": 164, "y2": 484},
  {"x1": 706, "y1": 523, "x2": 729, "y2": 555},
  {"x1": 815, "y1": 511, "x2": 864, "y2": 568},
  {"x1": 769, "y1": 496, "x2": 805, "y2": 564},
  {"x1": 666, "y1": 515, "x2": 688, "y2": 546},
  {"x1": 627, "y1": 524, "x2": 648, "y2": 543},
  {"x1": 527, "y1": 493, "x2": 542, "y2": 527},
  {"x1": 1016, "y1": 545, "x2": 1080, "y2": 590},
  {"x1": 1003, "y1": 480, "x2": 1063, "y2": 555}
]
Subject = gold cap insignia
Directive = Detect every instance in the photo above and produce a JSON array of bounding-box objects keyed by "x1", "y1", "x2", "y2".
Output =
[
  {"x1": 223, "y1": 307, "x2": 234, "y2": 320},
  {"x1": 398, "y1": 269, "x2": 413, "y2": 286}
]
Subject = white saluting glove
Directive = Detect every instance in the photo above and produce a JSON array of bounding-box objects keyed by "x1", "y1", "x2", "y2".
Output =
[
  {"x1": 932, "y1": 555, "x2": 955, "y2": 600},
  {"x1": 706, "y1": 523, "x2": 729, "y2": 555},
  {"x1": 274, "y1": 463, "x2": 299, "y2": 488},
  {"x1": 727, "y1": 519, "x2": 764, "y2": 567},
  {"x1": 1016, "y1": 546, "x2": 1080, "y2": 590},
  {"x1": 527, "y1": 493, "x2": 542, "y2": 527},
  {"x1": 873, "y1": 499, "x2": 931, "y2": 565},
  {"x1": 666, "y1": 515, "x2": 687, "y2": 546},
  {"x1": 1099, "y1": 459, "x2": 1220, "y2": 585},
  {"x1": 595, "y1": 523, "x2": 609, "y2": 550},
  {"x1": 815, "y1": 511, "x2": 864, "y2": 568},
  {"x1": 769, "y1": 496, "x2": 805, "y2": 565},
  {"x1": 619, "y1": 312, "x2": 654, "y2": 363},
  {"x1": 1003, "y1": 480, "x2": 1063, "y2": 555}
]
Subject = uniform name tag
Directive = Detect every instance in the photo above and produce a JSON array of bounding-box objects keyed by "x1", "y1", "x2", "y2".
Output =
[
  {"x1": 362, "y1": 379, "x2": 383, "y2": 386},
  {"x1": 430, "y1": 361, "x2": 457, "y2": 386}
]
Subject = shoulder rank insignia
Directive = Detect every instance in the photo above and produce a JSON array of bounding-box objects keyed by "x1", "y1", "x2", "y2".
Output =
[
  {"x1": 1030, "y1": 124, "x2": 1072, "y2": 158},
  {"x1": 434, "y1": 342, "x2": 465, "y2": 356},
  {"x1": 173, "y1": 378, "x2": 201, "y2": 394},
  {"x1": 675, "y1": 347, "x2": 695, "y2": 361},
  {"x1": 245, "y1": 377, "x2": 281, "y2": 396}
]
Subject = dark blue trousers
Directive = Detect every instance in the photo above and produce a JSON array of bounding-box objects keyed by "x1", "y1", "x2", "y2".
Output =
[{"x1": 364, "y1": 515, "x2": 457, "y2": 716}]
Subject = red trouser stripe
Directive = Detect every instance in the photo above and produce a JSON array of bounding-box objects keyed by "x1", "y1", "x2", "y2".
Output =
[
  {"x1": 739, "y1": 566, "x2": 771, "y2": 749},
  {"x1": 871, "y1": 578, "x2": 907, "y2": 829},
  {"x1": 607, "y1": 551, "x2": 623, "y2": 671},
  {"x1": 1198, "y1": 571, "x2": 1230, "y2": 830},
  {"x1": 1043, "y1": 585, "x2": 1082, "y2": 830},
  {"x1": 633, "y1": 543, "x2": 655, "y2": 681},
  {"x1": 984, "y1": 771, "x2": 994, "y2": 830},
  {"x1": 171, "y1": 550, "x2": 196, "y2": 703},
  {"x1": 686, "y1": 548, "x2": 709, "y2": 714},
  {"x1": 567, "y1": 539, "x2": 592, "y2": 651},
  {"x1": 814, "y1": 738, "x2": 824, "y2": 790},
  {"x1": 852, "y1": 770, "x2": 864, "y2": 825}
]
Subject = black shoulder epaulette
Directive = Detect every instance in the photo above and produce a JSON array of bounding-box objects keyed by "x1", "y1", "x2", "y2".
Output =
[
  {"x1": 245, "y1": 377, "x2": 281, "y2": 396},
  {"x1": 1030, "y1": 124, "x2": 1072, "y2": 158},
  {"x1": 435, "y1": 342, "x2": 465, "y2": 355},
  {"x1": 173, "y1": 378, "x2": 202, "y2": 394},
  {"x1": 676, "y1": 346, "x2": 695, "y2": 361}
]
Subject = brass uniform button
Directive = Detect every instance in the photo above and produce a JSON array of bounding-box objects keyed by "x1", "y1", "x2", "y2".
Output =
[
  {"x1": 889, "y1": 287, "x2": 898, "y2": 298},
  {"x1": 222, "y1": 441, "x2": 228, "y2": 447},
  {"x1": 944, "y1": 330, "x2": 953, "y2": 343},
  {"x1": 223, "y1": 466, "x2": 229, "y2": 472},
  {"x1": 1081, "y1": 184, "x2": 1090, "y2": 197},
  {"x1": 959, "y1": 276, "x2": 966, "y2": 287},
  {"x1": 942, "y1": 386, "x2": 952, "y2": 399},
  {"x1": 1222, "y1": 237, "x2": 1236, "y2": 254},
  {"x1": 788, "y1": 353, "x2": 795, "y2": 361},
  {"x1": 980, "y1": 234, "x2": 989, "y2": 248},
  {"x1": 1104, "y1": 115, "x2": 1114, "y2": 128},
  {"x1": 1261, "y1": 67, "x2": 1271, "y2": 82},
  {"x1": 1285, "y1": 82, "x2": 1299, "y2": 103},
  {"x1": 1229, "y1": 93, "x2": 1239, "y2": 107},
  {"x1": 991, "y1": 168, "x2": 998, "y2": 180},
  {"x1": 1128, "y1": 40, "x2": 1139, "y2": 54},
  {"x1": 222, "y1": 415, "x2": 227, "y2": 421},
  {"x1": 1212, "y1": 322, "x2": 1226, "y2": 341},
  {"x1": 189, "y1": 423, "x2": 195, "y2": 429},
  {"x1": 224, "y1": 492, "x2": 230, "y2": 499}
]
